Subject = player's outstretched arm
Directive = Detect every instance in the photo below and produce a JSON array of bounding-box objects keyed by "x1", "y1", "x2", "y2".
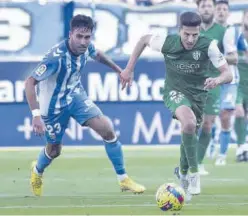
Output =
[
  {"x1": 94, "y1": 50, "x2": 122, "y2": 74},
  {"x1": 25, "y1": 77, "x2": 46, "y2": 136},
  {"x1": 204, "y1": 40, "x2": 233, "y2": 89},
  {"x1": 120, "y1": 34, "x2": 152, "y2": 89},
  {"x1": 204, "y1": 63, "x2": 232, "y2": 89}
]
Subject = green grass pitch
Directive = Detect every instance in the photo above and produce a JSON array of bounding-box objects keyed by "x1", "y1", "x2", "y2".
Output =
[{"x1": 0, "y1": 146, "x2": 247, "y2": 215}]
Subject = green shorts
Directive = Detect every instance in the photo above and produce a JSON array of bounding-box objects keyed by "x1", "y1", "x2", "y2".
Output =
[
  {"x1": 163, "y1": 87, "x2": 205, "y2": 128},
  {"x1": 203, "y1": 86, "x2": 220, "y2": 115},
  {"x1": 236, "y1": 86, "x2": 248, "y2": 106}
]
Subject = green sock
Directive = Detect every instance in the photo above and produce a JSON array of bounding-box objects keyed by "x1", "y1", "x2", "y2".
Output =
[
  {"x1": 235, "y1": 117, "x2": 246, "y2": 146},
  {"x1": 182, "y1": 133, "x2": 198, "y2": 173},
  {"x1": 197, "y1": 130, "x2": 211, "y2": 164},
  {"x1": 180, "y1": 143, "x2": 189, "y2": 175}
]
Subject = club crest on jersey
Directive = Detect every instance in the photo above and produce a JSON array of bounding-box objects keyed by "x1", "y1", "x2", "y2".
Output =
[
  {"x1": 192, "y1": 51, "x2": 201, "y2": 61},
  {"x1": 35, "y1": 64, "x2": 47, "y2": 76}
]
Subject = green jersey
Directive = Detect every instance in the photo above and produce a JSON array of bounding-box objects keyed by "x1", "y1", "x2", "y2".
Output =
[
  {"x1": 148, "y1": 34, "x2": 225, "y2": 101},
  {"x1": 238, "y1": 51, "x2": 248, "y2": 89},
  {"x1": 200, "y1": 23, "x2": 226, "y2": 77},
  {"x1": 162, "y1": 35, "x2": 211, "y2": 100},
  {"x1": 148, "y1": 33, "x2": 226, "y2": 122}
]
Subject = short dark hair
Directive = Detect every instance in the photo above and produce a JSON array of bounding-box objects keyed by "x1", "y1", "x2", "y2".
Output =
[
  {"x1": 216, "y1": 0, "x2": 229, "y2": 6},
  {"x1": 196, "y1": 0, "x2": 216, "y2": 6},
  {"x1": 180, "y1": 12, "x2": 202, "y2": 28},
  {"x1": 70, "y1": 14, "x2": 94, "y2": 32}
]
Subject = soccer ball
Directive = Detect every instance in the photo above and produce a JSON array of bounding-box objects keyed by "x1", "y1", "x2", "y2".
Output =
[{"x1": 155, "y1": 183, "x2": 185, "y2": 211}]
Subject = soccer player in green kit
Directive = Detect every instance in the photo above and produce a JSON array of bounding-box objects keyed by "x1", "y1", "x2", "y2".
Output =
[
  {"x1": 196, "y1": 0, "x2": 238, "y2": 173},
  {"x1": 120, "y1": 11, "x2": 232, "y2": 200},
  {"x1": 235, "y1": 10, "x2": 248, "y2": 162}
]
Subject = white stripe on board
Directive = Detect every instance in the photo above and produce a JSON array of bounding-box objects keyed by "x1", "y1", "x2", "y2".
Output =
[{"x1": 0, "y1": 145, "x2": 238, "y2": 152}]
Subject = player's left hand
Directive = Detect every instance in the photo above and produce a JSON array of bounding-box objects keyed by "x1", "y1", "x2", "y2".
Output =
[
  {"x1": 32, "y1": 116, "x2": 46, "y2": 136},
  {"x1": 120, "y1": 69, "x2": 134, "y2": 90},
  {"x1": 204, "y1": 77, "x2": 221, "y2": 90}
]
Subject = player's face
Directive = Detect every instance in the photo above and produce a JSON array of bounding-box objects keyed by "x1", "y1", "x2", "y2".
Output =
[
  {"x1": 180, "y1": 26, "x2": 200, "y2": 50},
  {"x1": 198, "y1": 0, "x2": 215, "y2": 24},
  {"x1": 69, "y1": 27, "x2": 92, "y2": 55},
  {"x1": 215, "y1": 3, "x2": 229, "y2": 24}
]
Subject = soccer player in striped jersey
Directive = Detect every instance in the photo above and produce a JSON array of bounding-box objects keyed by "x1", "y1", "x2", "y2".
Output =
[
  {"x1": 234, "y1": 10, "x2": 248, "y2": 162},
  {"x1": 25, "y1": 14, "x2": 145, "y2": 196},
  {"x1": 211, "y1": 0, "x2": 248, "y2": 165}
]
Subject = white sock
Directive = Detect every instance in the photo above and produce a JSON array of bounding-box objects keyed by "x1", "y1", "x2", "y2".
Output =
[
  {"x1": 236, "y1": 145, "x2": 244, "y2": 156},
  {"x1": 117, "y1": 174, "x2": 128, "y2": 182},
  {"x1": 33, "y1": 166, "x2": 42, "y2": 176},
  {"x1": 243, "y1": 144, "x2": 248, "y2": 151}
]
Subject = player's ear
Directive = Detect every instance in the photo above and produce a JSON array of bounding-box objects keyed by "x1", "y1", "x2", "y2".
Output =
[{"x1": 69, "y1": 31, "x2": 72, "y2": 38}]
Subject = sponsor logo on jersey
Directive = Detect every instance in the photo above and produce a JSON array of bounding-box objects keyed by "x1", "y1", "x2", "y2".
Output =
[{"x1": 172, "y1": 62, "x2": 200, "y2": 73}]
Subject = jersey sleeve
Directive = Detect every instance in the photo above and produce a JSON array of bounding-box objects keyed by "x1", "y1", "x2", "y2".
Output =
[
  {"x1": 208, "y1": 40, "x2": 227, "y2": 68},
  {"x1": 31, "y1": 58, "x2": 60, "y2": 81},
  {"x1": 148, "y1": 33, "x2": 167, "y2": 52},
  {"x1": 237, "y1": 33, "x2": 248, "y2": 52},
  {"x1": 88, "y1": 43, "x2": 97, "y2": 58},
  {"x1": 223, "y1": 27, "x2": 237, "y2": 54}
]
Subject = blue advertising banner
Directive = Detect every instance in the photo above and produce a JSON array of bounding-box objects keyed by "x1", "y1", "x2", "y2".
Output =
[
  {"x1": 0, "y1": 102, "x2": 183, "y2": 146},
  {"x1": 0, "y1": 61, "x2": 242, "y2": 146}
]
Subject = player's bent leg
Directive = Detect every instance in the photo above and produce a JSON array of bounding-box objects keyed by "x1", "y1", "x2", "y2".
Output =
[
  {"x1": 216, "y1": 84, "x2": 238, "y2": 165},
  {"x1": 31, "y1": 144, "x2": 62, "y2": 196},
  {"x1": 86, "y1": 116, "x2": 145, "y2": 194},
  {"x1": 235, "y1": 104, "x2": 246, "y2": 162},
  {"x1": 206, "y1": 123, "x2": 218, "y2": 159},
  {"x1": 218, "y1": 109, "x2": 233, "y2": 160},
  {"x1": 199, "y1": 87, "x2": 220, "y2": 170},
  {"x1": 197, "y1": 114, "x2": 216, "y2": 174},
  {"x1": 175, "y1": 105, "x2": 200, "y2": 195},
  {"x1": 174, "y1": 144, "x2": 192, "y2": 201},
  {"x1": 31, "y1": 108, "x2": 70, "y2": 196}
]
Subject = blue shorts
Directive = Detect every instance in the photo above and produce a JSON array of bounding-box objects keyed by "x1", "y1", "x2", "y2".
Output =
[
  {"x1": 220, "y1": 83, "x2": 238, "y2": 110},
  {"x1": 42, "y1": 94, "x2": 102, "y2": 144}
]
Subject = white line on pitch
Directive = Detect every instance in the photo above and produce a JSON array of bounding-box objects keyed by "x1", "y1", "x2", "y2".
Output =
[{"x1": 0, "y1": 202, "x2": 247, "y2": 209}]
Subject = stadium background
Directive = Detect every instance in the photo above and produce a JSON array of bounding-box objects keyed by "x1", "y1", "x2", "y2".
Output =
[{"x1": 0, "y1": 0, "x2": 248, "y2": 146}]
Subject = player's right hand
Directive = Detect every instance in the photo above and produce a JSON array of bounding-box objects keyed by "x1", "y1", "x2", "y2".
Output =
[
  {"x1": 204, "y1": 77, "x2": 221, "y2": 90},
  {"x1": 32, "y1": 116, "x2": 46, "y2": 136},
  {"x1": 120, "y1": 69, "x2": 134, "y2": 90}
]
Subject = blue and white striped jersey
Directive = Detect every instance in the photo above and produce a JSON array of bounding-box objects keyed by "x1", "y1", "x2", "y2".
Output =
[
  {"x1": 225, "y1": 25, "x2": 248, "y2": 84},
  {"x1": 31, "y1": 40, "x2": 97, "y2": 116}
]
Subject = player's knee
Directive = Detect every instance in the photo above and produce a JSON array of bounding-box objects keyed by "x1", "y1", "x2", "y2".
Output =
[
  {"x1": 182, "y1": 118, "x2": 196, "y2": 133},
  {"x1": 102, "y1": 129, "x2": 116, "y2": 141},
  {"x1": 220, "y1": 110, "x2": 232, "y2": 128},
  {"x1": 45, "y1": 144, "x2": 62, "y2": 159},
  {"x1": 220, "y1": 110, "x2": 232, "y2": 120}
]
